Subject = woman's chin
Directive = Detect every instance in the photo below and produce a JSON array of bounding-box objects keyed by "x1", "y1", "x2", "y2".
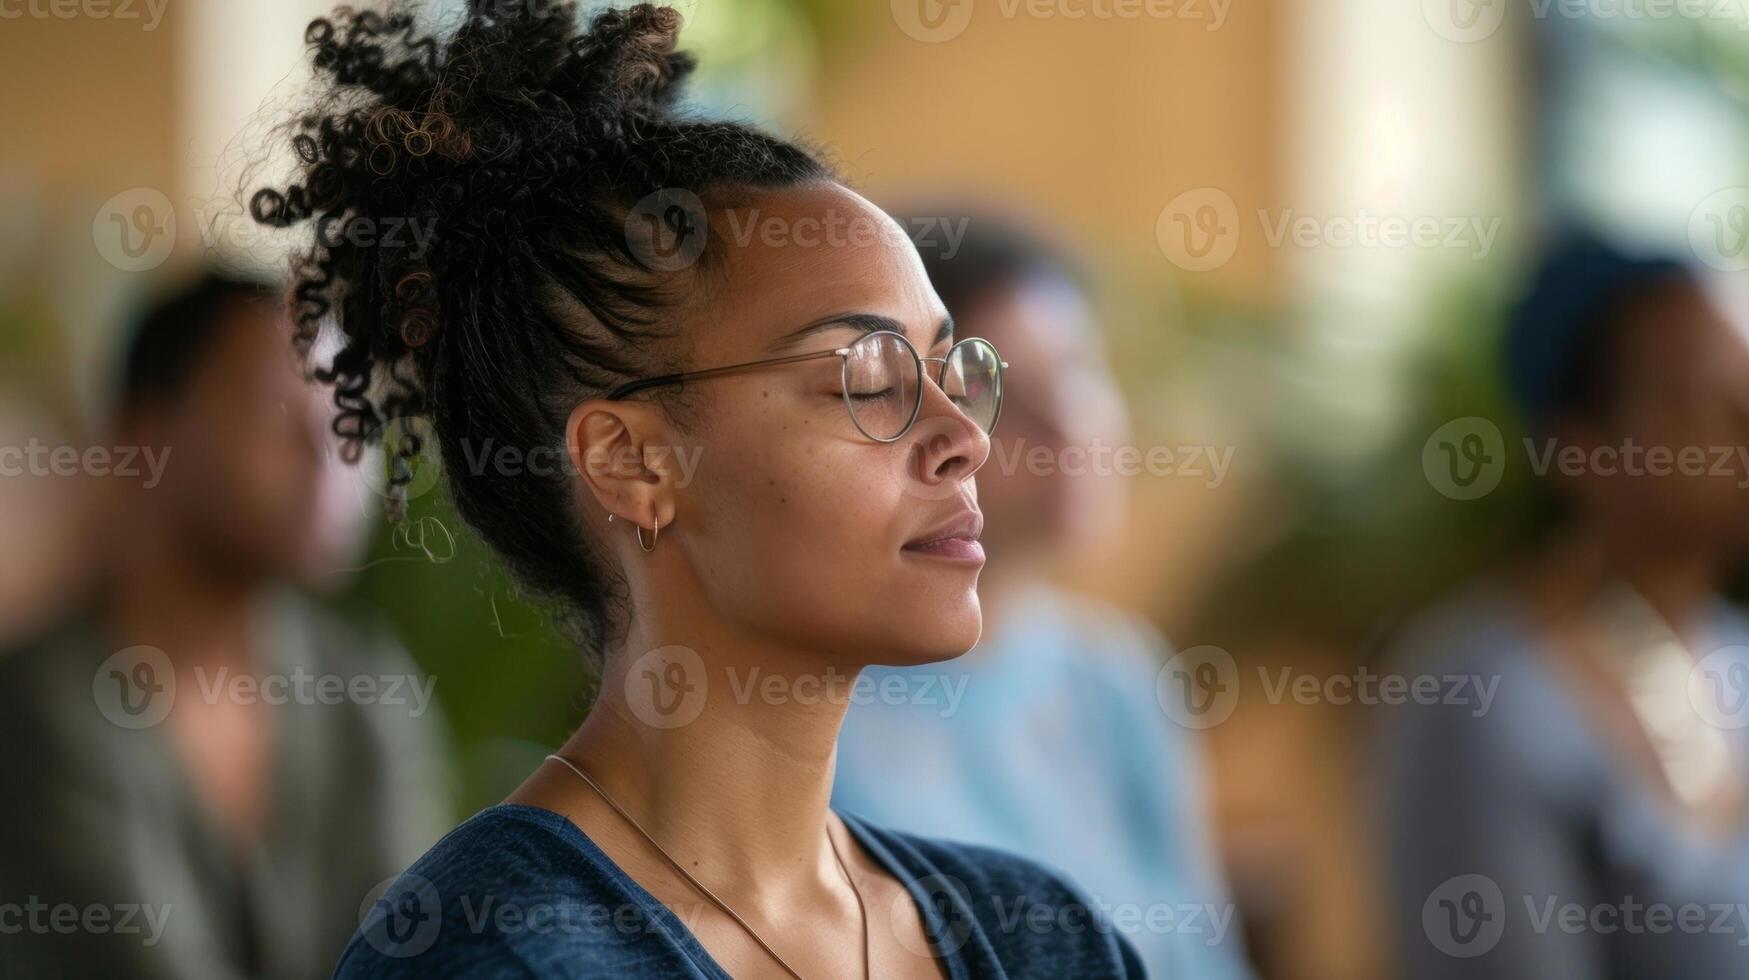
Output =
[{"x1": 870, "y1": 602, "x2": 983, "y2": 666}]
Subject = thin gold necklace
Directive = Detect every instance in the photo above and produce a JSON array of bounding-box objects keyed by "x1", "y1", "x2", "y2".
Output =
[{"x1": 544, "y1": 754, "x2": 871, "y2": 980}]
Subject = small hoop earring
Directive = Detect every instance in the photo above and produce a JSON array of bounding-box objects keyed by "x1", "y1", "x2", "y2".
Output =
[{"x1": 636, "y1": 516, "x2": 659, "y2": 553}]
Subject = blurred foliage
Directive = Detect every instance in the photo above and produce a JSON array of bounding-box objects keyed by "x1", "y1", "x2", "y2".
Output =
[
  {"x1": 0, "y1": 291, "x2": 78, "y2": 423},
  {"x1": 1186, "y1": 271, "x2": 1552, "y2": 659},
  {"x1": 1585, "y1": 8, "x2": 1749, "y2": 103},
  {"x1": 337, "y1": 486, "x2": 592, "y2": 815},
  {"x1": 679, "y1": 0, "x2": 818, "y2": 124}
]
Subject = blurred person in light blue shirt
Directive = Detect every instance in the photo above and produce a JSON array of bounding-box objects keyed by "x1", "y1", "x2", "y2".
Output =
[{"x1": 832, "y1": 207, "x2": 1253, "y2": 980}]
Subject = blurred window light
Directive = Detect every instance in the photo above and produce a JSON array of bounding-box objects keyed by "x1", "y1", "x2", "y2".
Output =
[
  {"x1": 180, "y1": 0, "x2": 338, "y2": 276},
  {"x1": 672, "y1": 0, "x2": 818, "y2": 125},
  {"x1": 1540, "y1": 5, "x2": 1749, "y2": 253},
  {"x1": 1279, "y1": 0, "x2": 1519, "y2": 465}
]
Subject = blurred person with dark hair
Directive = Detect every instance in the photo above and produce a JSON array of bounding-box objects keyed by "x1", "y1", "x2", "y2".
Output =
[
  {"x1": 0, "y1": 273, "x2": 450, "y2": 979},
  {"x1": 1377, "y1": 233, "x2": 1749, "y2": 978},
  {"x1": 832, "y1": 207, "x2": 1254, "y2": 979}
]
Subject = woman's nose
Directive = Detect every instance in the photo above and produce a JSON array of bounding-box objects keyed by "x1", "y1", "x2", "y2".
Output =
[{"x1": 910, "y1": 382, "x2": 992, "y2": 486}]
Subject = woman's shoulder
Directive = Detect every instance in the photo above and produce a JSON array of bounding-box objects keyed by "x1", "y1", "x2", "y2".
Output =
[
  {"x1": 334, "y1": 804, "x2": 713, "y2": 979},
  {"x1": 842, "y1": 813, "x2": 1147, "y2": 978},
  {"x1": 380, "y1": 803, "x2": 587, "y2": 892},
  {"x1": 856, "y1": 813, "x2": 1081, "y2": 897}
]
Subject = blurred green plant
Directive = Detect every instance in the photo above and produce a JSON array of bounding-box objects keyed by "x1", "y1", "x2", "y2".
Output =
[
  {"x1": 339, "y1": 485, "x2": 594, "y2": 815},
  {"x1": 1180, "y1": 269, "x2": 1550, "y2": 659}
]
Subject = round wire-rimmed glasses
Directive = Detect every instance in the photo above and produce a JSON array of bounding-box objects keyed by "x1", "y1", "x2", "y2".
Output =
[{"x1": 604, "y1": 330, "x2": 1008, "y2": 443}]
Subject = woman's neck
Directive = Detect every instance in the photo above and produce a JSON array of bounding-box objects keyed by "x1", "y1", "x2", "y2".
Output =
[{"x1": 558, "y1": 616, "x2": 856, "y2": 902}]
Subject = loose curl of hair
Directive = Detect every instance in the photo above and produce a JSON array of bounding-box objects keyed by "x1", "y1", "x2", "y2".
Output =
[{"x1": 250, "y1": 0, "x2": 831, "y2": 661}]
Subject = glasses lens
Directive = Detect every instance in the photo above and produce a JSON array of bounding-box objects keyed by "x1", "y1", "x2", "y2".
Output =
[
  {"x1": 942, "y1": 339, "x2": 1003, "y2": 434},
  {"x1": 843, "y1": 332, "x2": 922, "y2": 441}
]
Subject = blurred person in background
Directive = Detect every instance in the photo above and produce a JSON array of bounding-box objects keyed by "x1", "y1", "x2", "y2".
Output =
[
  {"x1": 1376, "y1": 233, "x2": 1749, "y2": 978},
  {"x1": 832, "y1": 207, "x2": 1254, "y2": 979},
  {"x1": 0, "y1": 272, "x2": 450, "y2": 979}
]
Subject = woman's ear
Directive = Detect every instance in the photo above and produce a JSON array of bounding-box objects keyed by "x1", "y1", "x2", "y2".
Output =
[{"x1": 566, "y1": 399, "x2": 680, "y2": 531}]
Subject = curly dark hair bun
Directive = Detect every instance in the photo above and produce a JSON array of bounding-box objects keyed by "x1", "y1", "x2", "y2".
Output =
[{"x1": 251, "y1": 1, "x2": 831, "y2": 659}]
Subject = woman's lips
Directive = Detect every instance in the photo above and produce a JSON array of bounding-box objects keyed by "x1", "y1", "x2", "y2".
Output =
[{"x1": 901, "y1": 536, "x2": 986, "y2": 562}]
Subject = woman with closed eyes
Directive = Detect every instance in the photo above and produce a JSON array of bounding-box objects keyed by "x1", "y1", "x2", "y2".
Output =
[{"x1": 253, "y1": 2, "x2": 1144, "y2": 977}]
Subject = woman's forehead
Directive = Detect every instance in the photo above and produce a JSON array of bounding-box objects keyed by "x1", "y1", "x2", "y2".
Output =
[{"x1": 696, "y1": 184, "x2": 947, "y2": 357}]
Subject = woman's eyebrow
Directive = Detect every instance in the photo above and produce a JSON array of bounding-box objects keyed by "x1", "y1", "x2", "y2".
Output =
[{"x1": 766, "y1": 312, "x2": 955, "y2": 353}]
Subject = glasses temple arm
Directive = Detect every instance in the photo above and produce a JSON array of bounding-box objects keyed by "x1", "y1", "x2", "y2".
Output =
[{"x1": 603, "y1": 348, "x2": 849, "y2": 400}]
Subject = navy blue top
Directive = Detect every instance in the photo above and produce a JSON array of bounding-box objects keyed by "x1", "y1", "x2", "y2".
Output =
[{"x1": 336, "y1": 804, "x2": 1145, "y2": 979}]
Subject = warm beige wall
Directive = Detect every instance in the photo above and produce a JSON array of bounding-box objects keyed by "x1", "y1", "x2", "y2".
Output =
[
  {"x1": 0, "y1": 11, "x2": 178, "y2": 204},
  {"x1": 0, "y1": 8, "x2": 181, "y2": 636},
  {"x1": 0, "y1": 0, "x2": 335, "y2": 427},
  {"x1": 807, "y1": 0, "x2": 1284, "y2": 304},
  {"x1": 0, "y1": 7, "x2": 182, "y2": 428}
]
